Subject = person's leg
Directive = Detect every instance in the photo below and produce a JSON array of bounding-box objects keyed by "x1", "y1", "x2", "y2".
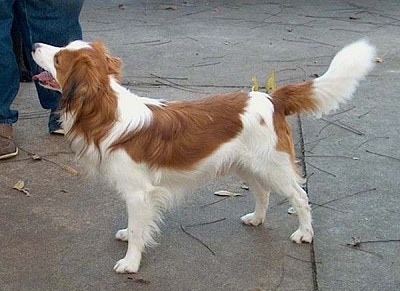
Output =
[
  {"x1": 12, "y1": 18, "x2": 32, "y2": 83},
  {"x1": 14, "y1": 0, "x2": 83, "y2": 133},
  {"x1": 0, "y1": 0, "x2": 19, "y2": 159}
]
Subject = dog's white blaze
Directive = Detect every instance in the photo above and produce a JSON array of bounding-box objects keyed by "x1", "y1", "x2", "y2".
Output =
[
  {"x1": 65, "y1": 40, "x2": 92, "y2": 51},
  {"x1": 31, "y1": 43, "x2": 60, "y2": 80}
]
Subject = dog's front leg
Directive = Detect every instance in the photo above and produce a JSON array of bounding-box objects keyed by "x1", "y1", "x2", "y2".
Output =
[{"x1": 114, "y1": 190, "x2": 155, "y2": 273}]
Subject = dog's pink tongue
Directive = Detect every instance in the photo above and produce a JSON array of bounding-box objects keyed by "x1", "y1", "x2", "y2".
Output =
[
  {"x1": 32, "y1": 71, "x2": 52, "y2": 82},
  {"x1": 32, "y1": 71, "x2": 60, "y2": 90}
]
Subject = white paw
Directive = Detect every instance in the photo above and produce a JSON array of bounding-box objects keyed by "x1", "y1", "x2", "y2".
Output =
[
  {"x1": 115, "y1": 228, "x2": 128, "y2": 241},
  {"x1": 113, "y1": 255, "x2": 141, "y2": 273},
  {"x1": 240, "y1": 212, "x2": 265, "y2": 226},
  {"x1": 290, "y1": 228, "x2": 314, "y2": 244}
]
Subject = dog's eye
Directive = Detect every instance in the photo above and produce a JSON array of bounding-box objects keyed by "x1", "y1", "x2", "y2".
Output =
[{"x1": 54, "y1": 55, "x2": 60, "y2": 66}]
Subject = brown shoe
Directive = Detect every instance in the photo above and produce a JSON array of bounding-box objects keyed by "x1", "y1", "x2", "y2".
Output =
[{"x1": 0, "y1": 124, "x2": 18, "y2": 160}]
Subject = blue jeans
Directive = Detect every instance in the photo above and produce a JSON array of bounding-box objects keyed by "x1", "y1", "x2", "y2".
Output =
[{"x1": 0, "y1": 0, "x2": 83, "y2": 127}]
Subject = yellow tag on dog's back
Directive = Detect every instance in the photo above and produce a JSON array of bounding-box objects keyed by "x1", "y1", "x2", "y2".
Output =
[{"x1": 266, "y1": 70, "x2": 277, "y2": 93}]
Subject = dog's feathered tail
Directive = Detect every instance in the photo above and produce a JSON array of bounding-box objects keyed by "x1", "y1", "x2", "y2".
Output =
[{"x1": 271, "y1": 39, "x2": 376, "y2": 116}]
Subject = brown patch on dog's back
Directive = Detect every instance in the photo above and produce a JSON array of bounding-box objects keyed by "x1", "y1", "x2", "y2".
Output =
[{"x1": 112, "y1": 92, "x2": 249, "y2": 170}]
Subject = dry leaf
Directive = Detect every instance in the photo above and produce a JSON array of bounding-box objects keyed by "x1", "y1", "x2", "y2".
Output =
[
  {"x1": 127, "y1": 274, "x2": 150, "y2": 284},
  {"x1": 165, "y1": 5, "x2": 177, "y2": 10},
  {"x1": 266, "y1": 70, "x2": 277, "y2": 93},
  {"x1": 214, "y1": 190, "x2": 242, "y2": 197},
  {"x1": 13, "y1": 180, "x2": 25, "y2": 191},
  {"x1": 20, "y1": 189, "x2": 31, "y2": 197},
  {"x1": 287, "y1": 207, "x2": 297, "y2": 214},
  {"x1": 13, "y1": 180, "x2": 31, "y2": 197},
  {"x1": 348, "y1": 236, "x2": 361, "y2": 247},
  {"x1": 375, "y1": 57, "x2": 383, "y2": 63},
  {"x1": 64, "y1": 165, "x2": 79, "y2": 175},
  {"x1": 31, "y1": 153, "x2": 42, "y2": 161},
  {"x1": 251, "y1": 75, "x2": 259, "y2": 91}
]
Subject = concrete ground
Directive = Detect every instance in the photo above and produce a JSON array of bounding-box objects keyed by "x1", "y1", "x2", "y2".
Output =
[{"x1": 1, "y1": 1, "x2": 399, "y2": 290}]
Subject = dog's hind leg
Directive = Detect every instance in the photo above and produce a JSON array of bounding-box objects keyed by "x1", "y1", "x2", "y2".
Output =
[
  {"x1": 285, "y1": 183, "x2": 313, "y2": 243},
  {"x1": 240, "y1": 176, "x2": 271, "y2": 226},
  {"x1": 114, "y1": 190, "x2": 159, "y2": 273},
  {"x1": 248, "y1": 156, "x2": 313, "y2": 243},
  {"x1": 269, "y1": 175, "x2": 313, "y2": 243}
]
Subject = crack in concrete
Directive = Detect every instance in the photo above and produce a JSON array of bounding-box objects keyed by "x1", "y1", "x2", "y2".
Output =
[{"x1": 296, "y1": 114, "x2": 320, "y2": 291}]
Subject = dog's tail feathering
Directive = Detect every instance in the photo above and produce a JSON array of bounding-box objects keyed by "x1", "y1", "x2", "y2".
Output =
[{"x1": 271, "y1": 39, "x2": 376, "y2": 116}]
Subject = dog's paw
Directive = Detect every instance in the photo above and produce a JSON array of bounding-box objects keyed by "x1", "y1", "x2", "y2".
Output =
[
  {"x1": 290, "y1": 228, "x2": 314, "y2": 244},
  {"x1": 115, "y1": 228, "x2": 128, "y2": 242},
  {"x1": 240, "y1": 212, "x2": 265, "y2": 226},
  {"x1": 113, "y1": 256, "x2": 140, "y2": 273}
]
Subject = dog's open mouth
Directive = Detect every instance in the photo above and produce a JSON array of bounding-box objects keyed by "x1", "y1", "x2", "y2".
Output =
[{"x1": 32, "y1": 71, "x2": 61, "y2": 90}]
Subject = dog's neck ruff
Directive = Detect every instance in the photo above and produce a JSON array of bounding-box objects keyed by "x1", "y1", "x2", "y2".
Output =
[{"x1": 63, "y1": 77, "x2": 157, "y2": 162}]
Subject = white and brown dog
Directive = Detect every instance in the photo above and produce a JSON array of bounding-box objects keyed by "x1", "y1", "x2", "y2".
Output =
[{"x1": 32, "y1": 39, "x2": 375, "y2": 273}]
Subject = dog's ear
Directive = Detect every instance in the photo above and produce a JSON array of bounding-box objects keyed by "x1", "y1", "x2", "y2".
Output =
[
  {"x1": 91, "y1": 41, "x2": 123, "y2": 82},
  {"x1": 106, "y1": 56, "x2": 123, "y2": 83},
  {"x1": 91, "y1": 40, "x2": 108, "y2": 54},
  {"x1": 62, "y1": 53, "x2": 103, "y2": 111}
]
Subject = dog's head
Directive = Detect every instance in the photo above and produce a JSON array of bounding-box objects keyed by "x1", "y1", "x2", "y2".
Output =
[
  {"x1": 32, "y1": 40, "x2": 123, "y2": 147},
  {"x1": 32, "y1": 40, "x2": 122, "y2": 106}
]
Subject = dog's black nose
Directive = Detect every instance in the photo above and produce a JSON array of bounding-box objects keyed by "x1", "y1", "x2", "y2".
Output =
[{"x1": 32, "y1": 43, "x2": 41, "y2": 52}]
